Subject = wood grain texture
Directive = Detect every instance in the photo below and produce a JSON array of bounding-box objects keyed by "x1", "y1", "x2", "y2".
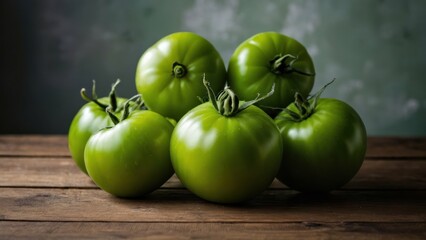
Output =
[
  {"x1": 1, "y1": 221, "x2": 425, "y2": 240},
  {"x1": 0, "y1": 135, "x2": 69, "y2": 157},
  {"x1": 1, "y1": 188, "x2": 425, "y2": 223},
  {"x1": 366, "y1": 137, "x2": 426, "y2": 159},
  {"x1": 0, "y1": 135, "x2": 425, "y2": 239},
  {"x1": 1, "y1": 135, "x2": 426, "y2": 158},
  {"x1": 1, "y1": 157, "x2": 425, "y2": 190}
]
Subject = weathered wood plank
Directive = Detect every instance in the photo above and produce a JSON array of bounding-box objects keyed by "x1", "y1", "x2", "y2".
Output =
[
  {"x1": 343, "y1": 159, "x2": 426, "y2": 190},
  {"x1": 1, "y1": 188, "x2": 425, "y2": 223},
  {"x1": 0, "y1": 135, "x2": 69, "y2": 157},
  {"x1": 1, "y1": 135, "x2": 426, "y2": 158},
  {"x1": 1, "y1": 221, "x2": 425, "y2": 240},
  {"x1": 0, "y1": 157, "x2": 95, "y2": 188},
  {"x1": 0, "y1": 136, "x2": 424, "y2": 239},
  {"x1": 1, "y1": 157, "x2": 425, "y2": 190},
  {"x1": 367, "y1": 137, "x2": 426, "y2": 159}
]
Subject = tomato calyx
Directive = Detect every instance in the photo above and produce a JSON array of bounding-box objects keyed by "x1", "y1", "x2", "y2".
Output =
[
  {"x1": 172, "y1": 62, "x2": 187, "y2": 78},
  {"x1": 217, "y1": 85, "x2": 240, "y2": 116},
  {"x1": 80, "y1": 79, "x2": 121, "y2": 112},
  {"x1": 280, "y1": 79, "x2": 335, "y2": 122},
  {"x1": 270, "y1": 54, "x2": 314, "y2": 77},
  {"x1": 106, "y1": 94, "x2": 143, "y2": 125},
  {"x1": 203, "y1": 74, "x2": 275, "y2": 117},
  {"x1": 270, "y1": 54, "x2": 297, "y2": 75}
]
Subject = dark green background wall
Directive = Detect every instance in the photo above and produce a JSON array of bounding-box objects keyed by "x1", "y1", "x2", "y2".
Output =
[{"x1": 2, "y1": 0, "x2": 426, "y2": 135}]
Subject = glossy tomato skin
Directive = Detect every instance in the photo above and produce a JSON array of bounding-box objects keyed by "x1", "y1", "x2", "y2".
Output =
[
  {"x1": 274, "y1": 98, "x2": 367, "y2": 192},
  {"x1": 228, "y1": 32, "x2": 315, "y2": 111},
  {"x1": 135, "y1": 32, "x2": 227, "y2": 120},
  {"x1": 170, "y1": 102, "x2": 283, "y2": 204},
  {"x1": 68, "y1": 97, "x2": 127, "y2": 174},
  {"x1": 84, "y1": 110, "x2": 174, "y2": 198}
]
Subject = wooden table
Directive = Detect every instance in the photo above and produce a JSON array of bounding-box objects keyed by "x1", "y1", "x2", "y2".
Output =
[{"x1": 0, "y1": 135, "x2": 425, "y2": 239}]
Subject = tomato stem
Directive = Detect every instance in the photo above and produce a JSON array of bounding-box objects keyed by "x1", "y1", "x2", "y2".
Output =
[
  {"x1": 238, "y1": 85, "x2": 275, "y2": 112},
  {"x1": 106, "y1": 94, "x2": 143, "y2": 125},
  {"x1": 270, "y1": 54, "x2": 315, "y2": 76},
  {"x1": 121, "y1": 94, "x2": 143, "y2": 122},
  {"x1": 217, "y1": 85, "x2": 240, "y2": 116},
  {"x1": 279, "y1": 78, "x2": 335, "y2": 122},
  {"x1": 80, "y1": 79, "x2": 122, "y2": 112},
  {"x1": 203, "y1": 75, "x2": 274, "y2": 117},
  {"x1": 172, "y1": 62, "x2": 187, "y2": 78},
  {"x1": 106, "y1": 106, "x2": 120, "y2": 125},
  {"x1": 80, "y1": 80, "x2": 109, "y2": 110},
  {"x1": 203, "y1": 74, "x2": 219, "y2": 111},
  {"x1": 270, "y1": 54, "x2": 297, "y2": 75},
  {"x1": 109, "y1": 79, "x2": 121, "y2": 111}
]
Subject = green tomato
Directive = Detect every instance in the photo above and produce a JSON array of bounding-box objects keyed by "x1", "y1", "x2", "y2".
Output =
[
  {"x1": 170, "y1": 79, "x2": 283, "y2": 203},
  {"x1": 274, "y1": 84, "x2": 367, "y2": 192},
  {"x1": 68, "y1": 80, "x2": 127, "y2": 175},
  {"x1": 135, "y1": 32, "x2": 227, "y2": 120},
  {"x1": 84, "y1": 109, "x2": 174, "y2": 198},
  {"x1": 228, "y1": 32, "x2": 315, "y2": 113}
]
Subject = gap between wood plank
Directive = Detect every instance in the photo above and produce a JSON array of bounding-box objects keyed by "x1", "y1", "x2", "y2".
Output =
[{"x1": 1, "y1": 219, "x2": 425, "y2": 224}]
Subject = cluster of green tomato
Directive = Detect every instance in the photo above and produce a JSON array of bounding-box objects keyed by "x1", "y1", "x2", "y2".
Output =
[{"x1": 68, "y1": 32, "x2": 367, "y2": 204}]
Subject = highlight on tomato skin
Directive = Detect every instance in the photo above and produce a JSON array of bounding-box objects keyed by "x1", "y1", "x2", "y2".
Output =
[
  {"x1": 227, "y1": 31, "x2": 316, "y2": 117},
  {"x1": 69, "y1": 31, "x2": 368, "y2": 201},
  {"x1": 135, "y1": 32, "x2": 227, "y2": 121},
  {"x1": 274, "y1": 81, "x2": 367, "y2": 193},
  {"x1": 68, "y1": 80, "x2": 130, "y2": 175},
  {"x1": 84, "y1": 95, "x2": 175, "y2": 198},
  {"x1": 170, "y1": 78, "x2": 283, "y2": 204}
]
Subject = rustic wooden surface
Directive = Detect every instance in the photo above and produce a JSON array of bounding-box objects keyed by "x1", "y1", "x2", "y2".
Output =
[{"x1": 0, "y1": 136, "x2": 425, "y2": 239}]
